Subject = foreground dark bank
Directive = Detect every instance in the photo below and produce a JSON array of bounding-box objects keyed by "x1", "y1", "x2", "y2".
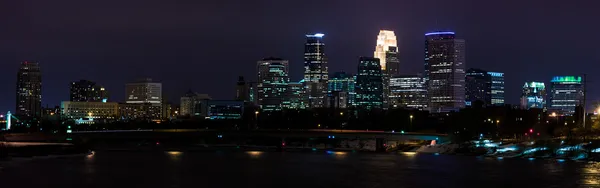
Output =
[{"x1": 0, "y1": 150, "x2": 599, "y2": 188}]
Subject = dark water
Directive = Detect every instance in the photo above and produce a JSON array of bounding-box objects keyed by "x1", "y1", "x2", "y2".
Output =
[{"x1": 1, "y1": 151, "x2": 599, "y2": 188}]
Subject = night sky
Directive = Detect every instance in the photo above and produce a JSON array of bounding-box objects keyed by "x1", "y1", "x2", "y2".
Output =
[{"x1": 1, "y1": 0, "x2": 599, "y2": 111}]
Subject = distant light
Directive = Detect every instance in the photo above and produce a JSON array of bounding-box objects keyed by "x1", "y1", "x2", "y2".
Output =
[
  {"x1": 282, "y1": 142, "x2": 286, "y2": 146},
  {"x1": 312, "y1": 148, "x2": 317, "y2": 151},
  {"x1": 528, "y1": 158, "x2": 535, "y2": 161},
  {"x1": 425, "y1": 31, "x2": 455, "y2": 36},
  {"x1": 332, "y1": 136, "x2": 335, "y2": 139},
  {"x1": 434, "y1": 153, "x2": 440, "y2": 156},
  {"x1": 529, "y1": 129, "x2": 533, "y2": 133},
  {"x1": 497, "y1": 157, "x2": 504, "y2": 160},
  {"x1": 557, "y1": 159, "x2": 566, "y2": 163},
  {"x1": 392, "y1": 130, "x2": 395, "y2": 133},
  {"x1": 313, "y1": 33, "x2": 325, "y2": 37},
  {"x1": 401, "y1": 130, "x2": 405, "y2": 134}
]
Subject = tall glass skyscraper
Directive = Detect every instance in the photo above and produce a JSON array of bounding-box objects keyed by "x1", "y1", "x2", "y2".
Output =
[
  {"x1": 304, "y1": 33, "x2": 328, "y2": 108},
  {"x1": 257, "y1": 57, "x2": 289, "y2": 111},
  {"x1": 374, "y1": 30, "x2": 399, "y2": 109},
  {"x1": 374, "y1": 30, "x2": 399, "y2": 75},
  {"x1": 424, "y1": 32, "x2": 466, "y2": 112},
  {"x1": 16, "y1": 61, "x2": 42, "y2": 118},
  {"x1": 520, "y1": 82, "x2": 546, "y2": 109},
  {"x1": 549, "y1": 76, "x2": 583, "y2": 116},
  {"x1": 355, "y1": 57, "x2": 383, "y2": 109},
  {"x1": 328, "y1": 72, "x2": 355, "y2": 107}
]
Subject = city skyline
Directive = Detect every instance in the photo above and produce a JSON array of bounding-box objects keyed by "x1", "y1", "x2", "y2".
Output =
[{"x1": 0, "y1": 0, "x2": 598, "y2": 112}]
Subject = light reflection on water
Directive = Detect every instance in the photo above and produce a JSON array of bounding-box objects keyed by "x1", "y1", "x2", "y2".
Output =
[{"x1": 580, "y1": 162, "x2": 600, "y2": 186}]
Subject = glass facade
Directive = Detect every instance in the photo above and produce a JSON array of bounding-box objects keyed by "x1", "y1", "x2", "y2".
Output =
[
  {"x1": 465, "y1": 69, "x2": 490, "y2": 106},
  {"x1": 520, "y1": 82, "x2": 546, "y2": 109},
  {"x1": 549, "y1": 76, "x2": 583, "y2": 116},
  {"x1": 257, "y1": 58, "x2": 289, "y2": 111},
  {"x1": 125, "y1": 78, "x2": 162, "y2": 104},
  {"x1": 389, "y1": 75, "x2": 427, "y2": 109},
  {"x1": 424, "y1": 32, "x2": 466, "y2": 112},
  {"x1": 327, "y1": 72, "x2": 355, "y2": 107},
  {"x1": 374, "y1": 30, "x2": 399, "y2": 108},
  {"x1": 488, "y1": 72, "x2": 505, "y2": 106},
  {"x1": 16, "y1": 61, "x2": 42, "y2": 118},
  {"x1": 355, "y1": 57, "x2": 383, "y2": 109},
  {"x1": 283, "y1": 82, "x2": 306, "y2": 109},
  {"x1": 304, "y1": 33, "x2": 328, "y2": 108}
]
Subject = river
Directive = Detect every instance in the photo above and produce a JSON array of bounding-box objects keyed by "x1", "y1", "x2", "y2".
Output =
[{"x1": 0, "y1": 151, "x2": 599, "y2": 187}]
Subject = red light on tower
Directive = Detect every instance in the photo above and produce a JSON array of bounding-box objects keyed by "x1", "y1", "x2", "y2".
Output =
[
  {"x1": 282, "y1": 142, "x2": 286, "y2": 146},
  {"x1": 529, "y1": 129, "x2": 533, "y2": 133},
  {"x1": 525, "y1": 133, "x2": 528, "y2": 136}
]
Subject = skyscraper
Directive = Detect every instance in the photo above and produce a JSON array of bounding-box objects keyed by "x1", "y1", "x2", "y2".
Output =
[
  {"x1": 284, "y1": 81, "x2": 306, "y2": 109},
  {"x1": 355, "y1": 57, "x2": 383, "y2": 109},
  {"x1": 304, "y1": 33, "x2": 328, "y2": 108},
  {"x1": 257, "y1": 57, "x2": 289, "y2": 111},
  {"x1": 374, "y1": 30, "x2": 399, "y2": 109},
  {"x1": 520, "y1": 82, "x2": 546, "y2": 109},
  {"x1": 70, "y1": 80, "x2": 109, "y2": 102},
  {"x1": 488, "y1": 72, "x2": 505, "y2": 106},
  {"x1": 16, "y1": 61, "x2": 42, "y2": 119},
  {"x1": 126, "y1": 78, "x2": 162, "y2": 104},
  {"x1": 328, "y1": 72, "x2": 356, "y2": 107},
  {"x1": 389, "y1": 75, "x2": 427, "y2": 109},
  {"x1": 424, "y1": 32, "x2": 466, "y2": 112},
  {"x1": 374, "y1": 30, "x2": 399, "y2": 75},
  {"x1": 465, "y1": 69, "x2": 490, "y2": 107},
  {"x1": 549, "y1": 76, "x2": 584, "y2": 116}
]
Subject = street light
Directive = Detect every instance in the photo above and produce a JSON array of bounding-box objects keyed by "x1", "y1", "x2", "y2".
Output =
[
  {"x1": 340, "y1": 112, "x2": 344, "y2": 116},
  {"x1": 409, "y1": 115, "x2": 414, "y2": 131}
]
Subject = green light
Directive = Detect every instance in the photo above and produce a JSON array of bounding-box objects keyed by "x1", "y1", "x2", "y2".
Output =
[
  {"x1": 551, "y1": 76, "x2": 581, "y2": 83},
  {"x1": 401, "y1": 130, "x2": 405, "y2": 134}
]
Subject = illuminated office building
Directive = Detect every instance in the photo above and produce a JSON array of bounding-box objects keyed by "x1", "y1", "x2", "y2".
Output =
[
  {"x1": 16, "y1": 61, "x2": 42, "y2": 120},
  {"x1": 61, "y1": 101, "x2": 118, "y2": 124},
  {"x1": 257, "y1": 57, "x2": 289, "y2": 111},
  {"x1": 70, "y1": 80, "x2": 108, "y2": 102},
  {"x1": 374, "y1": 30, "x2": 399, "y2": 108},
  {"x1": 389, "y1": 75, "x2": 427, "y2": 109},
  {"x1": 126, "y1": 78, "x2": 162, "y2": 104},
  {"x1": 304, "y1": 33, "x2": 328, "y2": 108},
  {"x1": 327, "y1": 72, "x2": 355, "y2": 107},
  {"x1": 180, "y1": 90, "x2": 211, "y2": 116},
  {"x1": 355, "y1": 57, "x2": 383, "y2": 109},
  {"x1": 465, "y1": 69, "x2": 490, "y2": 106},
  {"x1": 465, "y1": 69, "x2": 504, "y2": 107},
  {"x1": 520, "y1": 82, "x2": 546, "y2": 109},
  {"x1": 118, "y1": 103, "x2": 164, "y2": 121},
  {"x1": 488, "y1": 72, "x2": 505, "y2": 106},
  {"x1": 549, "y1": 76, "x2": 584, "y2": 116},
  {"x1": 284, "y1": 82, "x2": 306, "y2": 109},
  {"x1": 424, "y1": 32, "x2": 466, "y2": 112}
]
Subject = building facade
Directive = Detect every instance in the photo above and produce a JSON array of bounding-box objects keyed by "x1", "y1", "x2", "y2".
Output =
[
  {"x1": 70, "y1": 80, "x2": 109, "y2": 102},
  {"x1": 125, "y1": 78, "x2": 162, "y2": 104},
  {"x1": 389, "y1": 75, "x2": 428, "y2": 109},
  {"x1": 284, "y1": 82, "x2": 306, "y2": 109},
  {"x1": 61, "y1": 101, "x2": 118, "y2": 123},
  {"x1": 180, "y1": 90, "x2": 211, "y2": 117},
  {"x1": 424, "y1": 32, "x2": 466, "y2": 112},
  {"x1": 549, "y1": 76, "x2": 584, "y2": 116},
  {"x1": 206, "y1": 100, "x2": 244, "y2": 120},
  {"x1": 235, "y1": 76, "x2": 249, "y2": 101},
  {"x1": 16, "y1": 61, "x2": 42, "y2": 119},
  {"x1": 118, "y1": 103, "x2": 164, "y2": 121},
  {"x1": 465, "y1": 69, "x2": 490, "y2": 107},
  {"x1": 374, "y1": 30, "x2": 399, "y2": 109},
  {"x1": 257, "y1": 58, "x2": 289, "y2": 111},
  {"x1": 355, "y1": 57, "x2": 383, "y2": 109},
  {"x1": 304, "y1": 33, "x2": 328, "y2": 108},
  {"x1": 488, "y1": 72, "x2": 505, "y2": 106},
  {"x1": 520, "y1": 82, "x2": 546, "y2": 109},
  {"x1": 327, "y1": 72, "x2": 355, "y2": 107}
]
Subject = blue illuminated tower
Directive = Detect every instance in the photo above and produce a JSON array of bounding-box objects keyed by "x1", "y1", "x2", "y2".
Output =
[
  {"x1": 549, "y1": 76, "x2": 583, "y2": 116},
  {"x1": 424, "y1": 32, "x2": 466, "y2": 112}
]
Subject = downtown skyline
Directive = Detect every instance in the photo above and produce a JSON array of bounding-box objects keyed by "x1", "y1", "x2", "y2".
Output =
[{"x1": 0, "y1": 0, "x2": 597, "y2": 112}]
